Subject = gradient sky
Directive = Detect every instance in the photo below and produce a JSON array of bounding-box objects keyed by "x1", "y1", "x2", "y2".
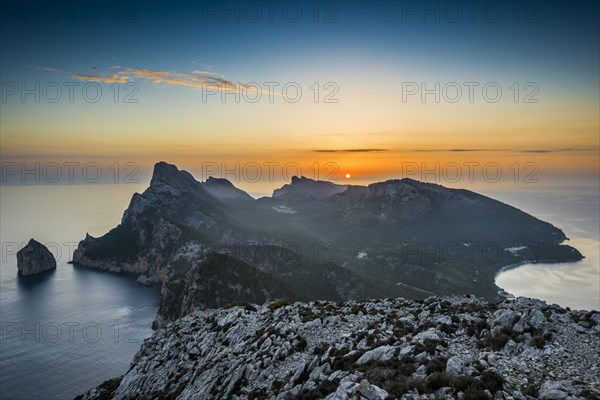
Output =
[{"x1": 1, "y1": 0, "x2": 598, "y2": 192}]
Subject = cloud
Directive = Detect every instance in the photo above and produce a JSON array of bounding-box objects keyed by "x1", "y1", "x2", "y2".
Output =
[
  {"x1": 410, "y1": 148, "x2": 598, "y2": 153},
  {"x1": 125, "y1": 68, "x2": 274, "y2": 95},
  {"x1": 521, "y1": 150, "x2": 554, "y2": 153},
  {"x1": 73, "y1": 73, "x2": 129, "y2": 84},
  {"x1": 309, "y1": 146, "x2": 599, "y2": 155},
  {"x1": 520, "y1": 148, "x2": 596, "y2": 153},
  {"x1": 192, "y1": 70, "x2": 224, "y2": 77},
  {"x1": 313, "y1": 149, "x2": 388, "y2": 153},
  {"x1": 412, "y1": 148, "x2": 508, "y2": 152},
  {"x1": 36, "y1": 66, "x2": 68, "y2": 73},
  {"x1": 37, "y1": 66, "x2": 269, "y2": 94},
  {"x1": 36, "y1": 66, "x2": 128, "y2": 83}
]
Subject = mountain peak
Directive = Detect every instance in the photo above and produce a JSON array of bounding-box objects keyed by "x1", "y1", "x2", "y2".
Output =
[
  {"x1": 290, "y1": 175, "x2": 312, "y2": 184},
  {"x1": 273, "y1": 176, "x2": 347, "y2": 199},
  {"x1": 206, "y1": 176, "x2": 233, "y2": 186},
  {"x1": 203, "y1": 176, "x2": 253, "y2": 201},
  {"x1": 150, "y1": 162, "x2": 199, "y2": 191}
]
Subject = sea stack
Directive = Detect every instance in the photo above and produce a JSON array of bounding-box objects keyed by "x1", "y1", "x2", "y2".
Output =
[{"x1": 17, "y1": 239, "x2": 57, "y2": 276}]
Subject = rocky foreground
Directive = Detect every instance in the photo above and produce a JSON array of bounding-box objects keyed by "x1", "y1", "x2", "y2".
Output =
[{"x1": 78, "y1": 296, "x2": 600, "y2": 400}]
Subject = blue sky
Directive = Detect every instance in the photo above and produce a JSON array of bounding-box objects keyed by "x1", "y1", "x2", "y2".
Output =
[{"x1": 1, "y1": 0, "x2": 598, "y2": 188}]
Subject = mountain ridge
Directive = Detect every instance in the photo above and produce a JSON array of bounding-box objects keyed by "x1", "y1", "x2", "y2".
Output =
[{"x1": 71, "y1": 161, "x2": 583, "y2": 327}]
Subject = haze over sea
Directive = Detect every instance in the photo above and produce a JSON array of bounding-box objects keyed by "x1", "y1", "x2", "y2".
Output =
[{"x1": 0, "y1": 182, "x2": 598, "y2": 400}]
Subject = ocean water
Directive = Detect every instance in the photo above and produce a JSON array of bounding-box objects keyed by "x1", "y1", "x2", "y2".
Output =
[
  {"x1": 0, "y1": 183, "x2": 598, "y2": 399},
  {"x1": 0, "y1": 184, "x2": 160, "y2": 400},
  {"x1": 489, "y1": 186, "x2": 600, "y2": 311}
]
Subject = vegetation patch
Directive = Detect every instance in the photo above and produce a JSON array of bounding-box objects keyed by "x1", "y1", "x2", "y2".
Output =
[
  {"x1": 268, "y1": 299, "x2": 290, "y2": 311},
  {"x1": 223, "y1": 300, "x2": 257, "y2": 312},
  {"x1": 477, "y1": 332, "x2": 510, "y2": 351}
]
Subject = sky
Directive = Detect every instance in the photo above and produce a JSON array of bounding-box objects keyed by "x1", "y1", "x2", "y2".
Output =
[{"x1": 1, "y1": 0, "x2": 599, "y2": 192}]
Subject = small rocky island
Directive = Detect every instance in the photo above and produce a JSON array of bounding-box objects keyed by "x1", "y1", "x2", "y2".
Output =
[{"x1": 17, "y1": 239, "x2": 56, "y2": 276}]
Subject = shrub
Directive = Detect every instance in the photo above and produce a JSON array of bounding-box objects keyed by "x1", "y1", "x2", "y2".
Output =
[
  {"x1": 299, "y1": 307, "x2": 316, "y2": 322},
  {"x1": 351, "y1": 304, "x2": 367, "y2": 314},
  {"x1": 425, "y1": 357, "x2": 447, "y2": 374},
  {"x1": 523, "y1": 384, "x2": 539, "y2": 397},
  {"x1": 224, "y1": 300, "x2": 247, "y2": 308},
  {"x1": 268, "y1": 299, "x2": 290, "y2": 311},
  {"x1": 477, "y1": 333, "x2": 510, "y2": 351},
  {"x1": 296, "y1": 379, "x2": 339, "y2": 399},
  {"x1": 295, "y1": 335, "x2": 308, "y2": 351},
  {"x1": 313, "y1": 343, "x2": 329, "y2": 356},
  {"x1": 480, "y1": 370, "x2": 504, "y2": 393},
  {"x1": 354, "y1": 358, "x2": 419, "y2": 397},
  {"x1": 420, "y1": 372, "x2": 453, "y2": 393},
  {"x1": 364, "y1": 364, "x2": 396, "y2": 387},
  {"x1": 580, "y1": 388, "x2": 600, "y2": 399},
  {"x1": 385, "y1": 376, "x2": 417, "y2": 397},
  {"x1": 248, "y1": 388, "x2": 267, "y2": 400},
  {"x1": 366, "y1": 333, "x2": 376, "y2": 346},
  {"x1": 331, "y1": 349, "x2": 361, "y2": 371},
  {"x1": 439, "y1": 323, "x2": 454, "y2": 334},
  {"x1": 531, "y1": 334, "x2": 546, "y2": 349},
  {"x1": 464, "y1": 387, "x2": 492, "y2": 400},
  {"x1": 451, "y1": 375, "x2": 479, "y2": 392},
  {"x1": 422, "y1": 339, "x2": 440, "y2": 354}
]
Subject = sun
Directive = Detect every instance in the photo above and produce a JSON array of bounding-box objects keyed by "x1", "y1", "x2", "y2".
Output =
[{"x1": 345, "y1": 173, "x2": 351, "y2": 179}]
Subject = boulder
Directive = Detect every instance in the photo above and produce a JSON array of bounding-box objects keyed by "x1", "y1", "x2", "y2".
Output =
[
  {"x1": 356, "y1": 345, "x2": 396, "y2": 365},
  {"x1": 491, "y1": 309, "x2": 519, "y2": 331},
  {"x1": 17, "y1": 239, "x2": 56, "y2": 276},
  {"x1": 354, "y1": 379, "x2": 389, "y2": 400},
  {"x1": 446, "y1": 356, "x2": 464, "y2": 375},
  {"x1": 412, "y1": 327, "x2": 442, "y2": 343},
  {"x1": 528, "y1": 309, "x2": 546, "y2": 329},
  {"x1": 538, "y1": 380, "x2": 570, "y2": 400}
]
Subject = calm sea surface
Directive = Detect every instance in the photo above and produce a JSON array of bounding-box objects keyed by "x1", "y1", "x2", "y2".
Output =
[
  {"x1": 0, "y1": 183, "x2": 598, "y2": 399},
  {"x1": 488, "y1": 186, "x2": 599, "y2": 311},
  {"x1": 0, "y1": 184, "x2": 159, "y2": 400}
]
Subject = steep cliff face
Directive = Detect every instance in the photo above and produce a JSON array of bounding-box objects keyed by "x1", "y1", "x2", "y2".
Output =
[
  {"x1": 151, "y1": 244, "x2": 378, "y2": 329},
  {"x1": 153, "y1": 252, "x2": 293, "y2": 328},
  {"x1": 71, "y1": 162, "x2": 245, "y2": 283},
  {"x1": 78, "y1": 296, "x2": 600, "y2": 400}
]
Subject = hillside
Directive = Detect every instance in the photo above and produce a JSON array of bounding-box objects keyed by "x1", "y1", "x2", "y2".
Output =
[
  {"x1": 71, "y1": 162, "x2": 583, "y2": 327},
  {"x1": 77, "y1": 296, "x2": 600, "y2": 400}
]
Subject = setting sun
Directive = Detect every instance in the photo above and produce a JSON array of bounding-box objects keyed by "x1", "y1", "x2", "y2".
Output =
[{"x1": 345, "y1": 173, "x2": 351, "y2": 179}]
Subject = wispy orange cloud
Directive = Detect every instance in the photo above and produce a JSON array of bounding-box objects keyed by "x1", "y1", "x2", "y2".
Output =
[
  {"x1": 36, "y1": 67, "x2": 129, "y2": 84},
  {"x1": 37, "y1": 66, "x2": 270, "y2": 94},
  {"x1": 314, "y1": 149, "x2": 388, "y2": 153},
  {"x1": 74, "y1": 73, "x2": 129, "y2": 84}
]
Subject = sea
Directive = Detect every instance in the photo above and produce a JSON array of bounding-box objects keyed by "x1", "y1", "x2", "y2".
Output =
[{"x1": 0, "y1": 183, "x2": 598, "y2": 399}]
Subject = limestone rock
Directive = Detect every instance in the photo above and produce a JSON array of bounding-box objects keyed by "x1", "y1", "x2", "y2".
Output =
[
  {"x1": 17, "y1": 239, "x2": 56, "y2": 276},
  {"x1": 76, "y1": 296, "x2": 600, "y2": 400}
]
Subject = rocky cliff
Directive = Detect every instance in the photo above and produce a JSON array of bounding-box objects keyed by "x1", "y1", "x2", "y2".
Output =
[
  {"x1": 78, "y1": 296, "x2": 600, "y2": 400},
  {"x1": 72, "y1": 162, "x2": 583, "y2": 327}
]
